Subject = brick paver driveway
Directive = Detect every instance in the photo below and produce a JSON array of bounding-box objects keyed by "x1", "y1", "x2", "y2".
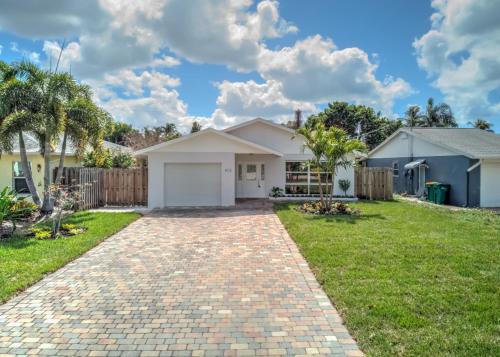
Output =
[{"x1": 0, "y1": 205, "x2": 362, "y2": 357}]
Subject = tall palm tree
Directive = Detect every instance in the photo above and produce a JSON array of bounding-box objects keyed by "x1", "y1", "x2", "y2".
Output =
[
  {"x1": 404, "y1": 105, "x2": 423, "y2": 128},
  {"x1": 468, "y1": 118, "x2": 492, "y2": 131},
  {"x1": 0, "y1": 60, "x2": 43, "y2": 206},
  {"x1": 323, "y1": 127, "x2": 366, "y2": 209},
  {"x1": 54, "y1": 83, "x2": 110, "y2": 186},
  {"x1": 423, "y1": 97, "x2": 457, "y2": 127},
  {"x1": 296, "y1": 122, "x2": 328, "y2": 206}
]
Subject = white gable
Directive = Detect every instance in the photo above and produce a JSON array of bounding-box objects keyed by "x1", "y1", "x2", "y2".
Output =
[
  {"x1": 141, "y1": 130, "x2": 279, "y2": 155},
  {"x1": 226, "y1": 121, "x2": 306, "y2": 155},
  {"x1": 371, "y1": 131, "x2": 458, "y2": 158}
]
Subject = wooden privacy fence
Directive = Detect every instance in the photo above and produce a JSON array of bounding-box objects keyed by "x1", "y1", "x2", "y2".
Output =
[
  {"x1": 355, "y1": 166, "x2": 393, "y2": 200},
  {"x1": 54, "y1": 167, "x2": 148, "y2": 208}
]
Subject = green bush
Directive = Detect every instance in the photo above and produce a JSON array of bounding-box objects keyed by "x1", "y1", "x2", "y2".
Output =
[
  {"x1": 10, "y1": 200, "x2": 38, "y2": 219},
  {"x1": 84, "y1": 149, "x2": 134, "y2": 168}
]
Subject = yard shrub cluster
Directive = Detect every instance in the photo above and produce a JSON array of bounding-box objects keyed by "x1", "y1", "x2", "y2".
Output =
[
  {"x1": 83, "y1": 148, "x2": 135, "y2": 169},
  {"x1": 297, "y1": 200, "x2": 359, "y2": 215}
]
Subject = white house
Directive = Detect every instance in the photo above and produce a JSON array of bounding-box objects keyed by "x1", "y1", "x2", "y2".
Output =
[
  {"x1": 136, "y1": 118, "x2": 355, "y2": 208},
  {"x1": 364, "y1": 128, "x2": 500, "y2": 208}
]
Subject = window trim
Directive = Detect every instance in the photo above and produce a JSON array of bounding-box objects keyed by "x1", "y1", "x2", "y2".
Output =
[
  {"x1": 392, "y1": 161, "x2": 399, "y2": 177},
  {"x1": 12, "y1": 161, "x2": 32, "y2": 194},
  {"x1": 285, "y1": 161, "x2": 332, "y2": 195}
]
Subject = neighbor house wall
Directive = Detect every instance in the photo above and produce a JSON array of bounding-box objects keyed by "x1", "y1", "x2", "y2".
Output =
[
  {"x1": 147, "y1": 152, "x2": 235, "y2": 209},
  {"x1": 366, "y1": 155, "x2": 474, "y2": 206},
  {"x1": 480, "y1": 159, "x2": 500, "y2": 207}
]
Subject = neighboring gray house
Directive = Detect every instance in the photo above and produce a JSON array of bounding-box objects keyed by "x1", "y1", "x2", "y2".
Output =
[{"x1": 364, "y1": 128, "x2": 500, "y2": 207}]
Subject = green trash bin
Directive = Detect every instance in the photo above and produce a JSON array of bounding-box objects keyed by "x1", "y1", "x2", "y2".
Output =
[
  {"x1": 435, "y1": 184, "x2": 450, "y2": 205},
  {"x1": 425, "y1": 182, "x2": 437, "y2": 203}
]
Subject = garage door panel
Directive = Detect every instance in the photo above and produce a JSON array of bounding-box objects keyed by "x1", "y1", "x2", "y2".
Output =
[{"x1": 164, "y1": 163, "x2": 221, "y2": 206}]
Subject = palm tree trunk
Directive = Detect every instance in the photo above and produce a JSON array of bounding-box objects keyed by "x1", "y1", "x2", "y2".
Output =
[
  {"x1": 18, "y1": 132, "x2": 41, "y2": 206},
  {"x1": 316, "y1": 167, "x2": 324, "y2": 207},
  {"x1": 41, "y1": 138, "x2": 53, "y2": 213},
  {"x1": 328, "y1": 167, "x2": 336, "y2": 209},
  {"x1": 54, "y1": 129, "x2": 68, "y2": 185}
]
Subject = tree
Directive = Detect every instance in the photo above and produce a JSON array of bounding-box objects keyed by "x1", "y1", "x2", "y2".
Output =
[
  {"x1": 54, "y1": 84, "x2": 111, "y2": 186},
  {"x1": 468, "y1": 118, "x2": 493, "y2": 131},
  {"x1": 191, "y1": 121, "x2": 202, "y2": 133},
  {"x1": 124, "y1": 122, "x2": 181, "y2": 150},
  {"x1": 404, "y1": 105, "x2": 424, "y2": 128},
  {"x1": 306, "y1": 101, "x2": 402, "y2": 150},
  {"x1": 296, "y1": 123, "x2": 329, "y2": 205},
  {"x1": 423, "y1": 97, "x2": 457, "y2": 127},
  {"x1": 323, "y1": 127, "x2": 366, "y2": 209},
  {"x1": 0, "y1": 60, "x2": 43, "y2": 206},
  {"x1": 105, "y1": 122, "x2": 137, "y2": 145}
]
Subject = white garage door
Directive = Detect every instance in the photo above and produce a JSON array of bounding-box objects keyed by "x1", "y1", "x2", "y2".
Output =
[
  {"x1": 481, "y1": 161, "x2": 500, "y2": 207},
  {"x1": 164, "y1": 163, "x2": 221, "y2": 206}
]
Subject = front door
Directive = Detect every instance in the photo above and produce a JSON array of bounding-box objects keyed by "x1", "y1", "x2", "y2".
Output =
[{"x1": 236, "y1": 162, "x2": 266, "y2": 198}]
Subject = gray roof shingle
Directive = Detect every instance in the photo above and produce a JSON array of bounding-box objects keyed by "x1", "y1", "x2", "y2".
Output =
[{"x1": 402, "y1": 128, "x2": 500, "y2": 159}]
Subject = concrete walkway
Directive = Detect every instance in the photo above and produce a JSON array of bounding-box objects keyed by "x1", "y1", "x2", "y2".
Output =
[{"x1": 0, "y1": 206, "x2": 362, "y2": 356}]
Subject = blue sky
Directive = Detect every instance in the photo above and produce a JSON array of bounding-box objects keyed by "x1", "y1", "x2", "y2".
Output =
[{"x1": 0, "y1": 0, "x2": 498, "y2": 132}]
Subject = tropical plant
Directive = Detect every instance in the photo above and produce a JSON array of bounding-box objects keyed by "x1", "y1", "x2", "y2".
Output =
[
  {"x1": 296, "y1": 123, "x2": 329, "y2": 204},
  {"x1": 0, "y1": 60, "x2": 42, "y2": 206},
  {"x1": 468, "y1": 118, "x2": 493, "y2": 131},
  {"x1": 404, "y1": 105, "x2": 424, "y2": 127},
  {"x1": 270, "y1": 186, "x2": 285, "y2": 198},
  {"x1": 83, "y1": 147, "x2": 113, "y2": 168},
  {"x1": 0, "y1": 186, "x2": 31, "y2": 234},
  {"x1": 338, "y1": 179, "x2": 351, "y2": 197},
  {"x1": 323, "y1": 128, "x2": 365, "y2": 209},
  {"x1": 191, "y1": 121, "x2": 202, "y2": 133},
  {"x1": 422, "y1": 97, "x2": 457, "y2": 127}
]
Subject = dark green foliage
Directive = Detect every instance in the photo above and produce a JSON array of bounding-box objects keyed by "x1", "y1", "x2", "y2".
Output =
[{"x1": 306, "y1": 101, "x2": 402, "y2": 150}]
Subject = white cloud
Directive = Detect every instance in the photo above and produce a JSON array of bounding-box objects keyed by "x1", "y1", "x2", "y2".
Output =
[
  {"x1": 151, "y1": 55, "x2": 181, "y2": 68},
  {"x1": 88, "y1": 69, "x2": 189, "y2": 130},
  {"x1": 258, "y1": 35, "x2": 412, "y2": 114},
  {"x1": 0, "y1": 0, "x2": 411, "y2": 128},
  {"x1": 414, "y1": 0, "x2": 500, "y2": 122}
]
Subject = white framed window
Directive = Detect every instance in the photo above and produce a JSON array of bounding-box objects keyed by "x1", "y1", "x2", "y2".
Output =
[
  {"x1": 392, "y1": 161, "x2": 399, "y2": 177},
  {"x1": 260, "y1": 164, "x2": 265, "y2": 180},
  {"x1": 12, "y1": 161, "x2": 32, "y2": 194},
  {"x1": 285, "y1": 161, "x2": 331, "y2": 195}
]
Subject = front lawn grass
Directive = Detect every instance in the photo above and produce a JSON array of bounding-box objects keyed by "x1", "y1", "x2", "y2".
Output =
[
  {"x1": 275, "y1": 200, "x2": 500, "y2": 356},
  {"x1": 0, "y1": 211, "x2": 140, "y2": 303}
]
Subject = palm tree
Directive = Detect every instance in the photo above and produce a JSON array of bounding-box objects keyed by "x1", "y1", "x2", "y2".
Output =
[
  {"x1": 191, "y1": 121, "x2": 202, "y2": 133},
  {"x1": 423, "y1": 97, "x2": 457, "y2": 127},
  {"x1": 296, "y1": 123, "x2": 328, "y2": 206},
  {"x1": 323, "y1": 127, "x2": 366, "y2": 209},
  {"x1": 54, "y1": 83, "x2": 110, "y2": 186},
  {"x1": 468, "y1": 118, "x2": 492, "y2": 131},
  {"x1": 404, "y1": 105, "x2": 423, "y2": 128},
  {"x1": 0, "y1": 60, "x2": 43, "y2": 206}
]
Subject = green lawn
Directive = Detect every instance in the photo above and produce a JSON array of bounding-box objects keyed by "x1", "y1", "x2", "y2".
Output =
[
  {"x1": 275, "y1": 200, "x2": 500, "y2": 357},
  {"x1": 0, "y1": 211, "x2": 140, "y2": 303}
]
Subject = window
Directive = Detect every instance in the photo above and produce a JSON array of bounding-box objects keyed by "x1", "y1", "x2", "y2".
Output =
[
  {"x1": 246, "y1": 164, "x2": 257, "y2": 181},
  {"x1": 238, "y1": 164, "x2": 242, "y2": 181},
  {"x1": 260, "y1": 164, "x2": 265, "y2": 180},
  {"x1": 12, "y1": 161, "x2": 32, "y2": 194},
  {"x1": 392, "y1": 161, "x2": 399, "y2": 177},
  {"x1": 285, "y1": 161, "x2": 331, "y2": 195}
]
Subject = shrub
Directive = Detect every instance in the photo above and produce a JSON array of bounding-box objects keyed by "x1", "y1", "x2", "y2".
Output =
[
  {"x1": 112, "y1": 151, "x2": 135, "y2": 168},
  {"x1": 10, "y1": 200, "x2": 39, "y2": 219},
  {"x1": 338, "y1": 179, "x2": 351, "y2": 196},
  {"x1": 297, "y1": 200, "x2": 359, "y2": 216},
  {"x1": 29, "y1": 227, "x2": 52, "y2": 240},
  {"x1": 0, "y1": 187, "x2": 33, "y2": 234},
  {"x1": 270, "y1": 186, "x2": 285, "y2": 198}
]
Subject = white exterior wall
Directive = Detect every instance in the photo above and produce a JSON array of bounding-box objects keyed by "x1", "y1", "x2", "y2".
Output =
[
  {"x1": 371, "y1": 132, "x2": 456, "y2": 158},
  {"x1": 147, "y1": 152, "x2": 235, "y2": 208},
  {"x1": 227, "y1": 122, "x2": 310, "y2": 156},
  {"x1": 332, "y1": 164, "x2": 355, "y2": 196},
  {"x1": 480, "y1": 159, "x2": 500, "y2": 207},
  {"x1": 235, "y1": 154, "x2": 285, "y2": 197}
]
